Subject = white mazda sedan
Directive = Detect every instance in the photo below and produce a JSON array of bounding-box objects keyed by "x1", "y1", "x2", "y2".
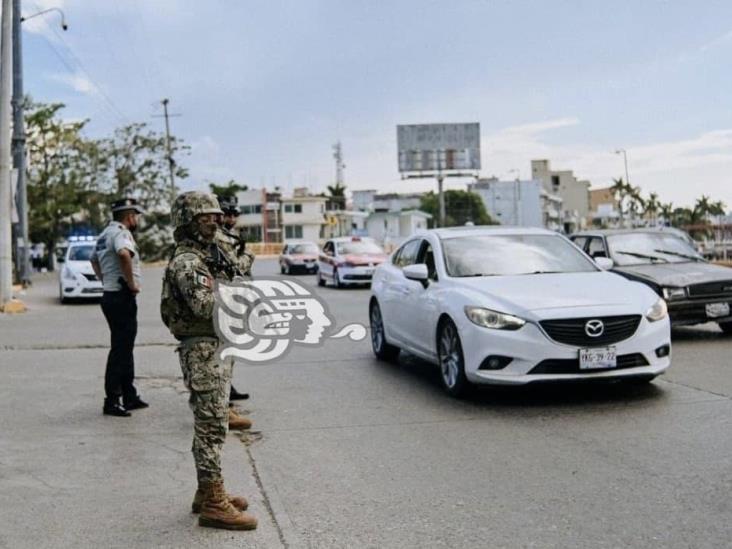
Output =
[{"x1": 369, "y1": 227, "x2": 671, "y2": 396}]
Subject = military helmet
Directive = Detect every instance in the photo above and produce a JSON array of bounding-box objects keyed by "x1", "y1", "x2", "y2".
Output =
[
  {"x1": 217, "y1": 194, "x2": 239, "y2": 215},
  {"x1": 171, "y1": 191, "x2": 223, "y2": 228}
]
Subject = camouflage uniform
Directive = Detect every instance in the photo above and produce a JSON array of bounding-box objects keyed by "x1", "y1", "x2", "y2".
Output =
[
  {"x1": 216, "y1": 227, "x2": 254, "y2": 277},
  {"x1": 161, "y1": 193, "x2": 231, "y2": 483}
]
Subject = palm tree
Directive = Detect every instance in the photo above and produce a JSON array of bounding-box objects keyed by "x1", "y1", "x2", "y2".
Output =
[
  {"x1": 626, "y1": 185, "x2": 645, "y2": 226},
  {"x1": 611, "y1": 178, "x2": 628, "y2": 227},
  {"x1": 644, "y1": 192, "x2": 660, "y2": 226},
  {"x1": 694, "y1": 195, "x2": 712, "y2": 222},
  {"x1": 326, "y1": 182, "x2": 347, "y2": 211},
  {"x1": 659, "y1": 202, "x2": 674, "y2": 226}
]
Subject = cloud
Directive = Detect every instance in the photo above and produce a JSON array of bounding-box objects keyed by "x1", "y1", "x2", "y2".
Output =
[{"x1": 49, "y1": 72, "x2": 98, "y2": 95}]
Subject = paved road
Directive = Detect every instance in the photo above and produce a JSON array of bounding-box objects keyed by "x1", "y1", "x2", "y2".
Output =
[{"x1": 1, "y1": 259, "x2": 730, "y2": 548}]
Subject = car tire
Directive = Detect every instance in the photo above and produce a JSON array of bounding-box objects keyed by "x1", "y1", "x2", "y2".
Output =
[
  {"x1": 718, "y1": 321, "x2": 732, "y2": 335},
  {"x1": 437, "y1": 318, "x2": 470, "y2": 398},
  {"x1": 280, "y1": 264, "x2": 285, "y2": 274},
  {"x1": 317, "y1": 270, "x2": 325, "y2": 287},
  {"x1": 369, "y1": 301, "x2": 400, "y2": 361},
  {"x1": 333, "y1": 268, "x2": 342, "y2": 289}
]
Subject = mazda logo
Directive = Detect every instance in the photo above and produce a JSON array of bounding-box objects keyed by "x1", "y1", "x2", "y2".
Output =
[{"x1": 585, "y1": 319, "x2": 604, "y2": 337}]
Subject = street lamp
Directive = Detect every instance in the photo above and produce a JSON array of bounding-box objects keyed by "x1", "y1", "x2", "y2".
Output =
[
  {"x1": 20, "y1": 7, "x2": 68, "y2": 30},
  {"x1": 13, "y1": 4, "x2": 68, "y2": 285},
  {"x1": 615, "y1": 149, "x2": 630, "y2": 185}
]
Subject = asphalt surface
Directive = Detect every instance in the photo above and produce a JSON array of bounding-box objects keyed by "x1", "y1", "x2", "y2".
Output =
[{"x1": 1, "y1": 259, "x2": 731, "y2": 548}]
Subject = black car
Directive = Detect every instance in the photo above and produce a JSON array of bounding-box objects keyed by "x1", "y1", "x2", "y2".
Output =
[{"x1": 570, "y1": 229, "x2": 732, "y2": 332}]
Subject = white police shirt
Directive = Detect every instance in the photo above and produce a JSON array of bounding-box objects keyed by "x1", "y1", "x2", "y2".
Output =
[{"x1": 91, "y1": 221, "x2": 141, "y2": 292}]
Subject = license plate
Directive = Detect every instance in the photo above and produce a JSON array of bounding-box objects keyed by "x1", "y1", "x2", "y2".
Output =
[
  {"x1": 579, "y1": 346, "x2": 617, "y2": 370},
  {"x1": 705, "y1": 302, "x2": 730, "y2": 318}
]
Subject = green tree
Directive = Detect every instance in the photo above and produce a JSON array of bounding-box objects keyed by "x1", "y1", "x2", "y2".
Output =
[
  {"x1": 326, "y1": 182, "x2": 347, "y2": 210},
  {"x1": 611, "y1": 178, "x2": 629, "y2": 226},
  {"x1": 25, "y1": 101, "x2": 106, "y2": 266},
  {"x1": 644, "y1": 192, "x2": 660, "y2": 225},
  {"x1": 419, "y1": 190, "x2": 495, "y2": 227},
  {"x1": 208, "y1": 179, "x2": 248, "y2": 199},
  {"x1": 659, "y1": 202, "x2": 674, "y2": 226}
]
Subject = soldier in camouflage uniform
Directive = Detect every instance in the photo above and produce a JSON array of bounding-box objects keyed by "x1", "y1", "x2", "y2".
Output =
[
  {"x1": 160, "y1": 191, "x2": 257, "y2": 531},
  {"x1": 215, "y1": 195, "x2": 254, "y2": 427}
]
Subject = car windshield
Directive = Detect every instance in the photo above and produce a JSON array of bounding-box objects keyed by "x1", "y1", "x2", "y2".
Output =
[
  {"x1": 607, "y1": 233, "x2": 703, "y2": 266},
  {"x1": 68, "y1": 245, "x2": 94, "y2": 261},
  {"x1": 336, "y1": 240, "x2": 383, "y2": 255},
  {"x1": 290, "y1": 244, "x2": 318, "y2": 254},
  {"x1": 443, "y1": 234, "x2": 597, "y2": 277}
]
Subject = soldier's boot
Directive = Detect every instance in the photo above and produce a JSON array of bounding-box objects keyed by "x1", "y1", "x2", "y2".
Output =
[
  {"x1": 198, "y1": 480, "x2": 257, "y2": 530},
  {"x1": 228, "y1": 408, "x2": 252, "y2": 430},
  {"x1": 192, "y1": 484, "x2": 248, "y2": 513}
]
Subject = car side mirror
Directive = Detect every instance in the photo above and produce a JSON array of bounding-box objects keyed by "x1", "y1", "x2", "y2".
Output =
[
  {"x1": 403, "y1": 263, "x2": 429, "y2": 282},
  {"x1": 595, "y1": 257, "x2": 614, "y2": 270}
]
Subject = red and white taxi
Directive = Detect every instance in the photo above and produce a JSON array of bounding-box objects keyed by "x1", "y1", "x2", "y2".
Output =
[
  {"x1": 317, "y1": 236, "x2": 387, "y2": 288},
  {"x1": 279, "y1": 241, "x2": 320, "y2": 274}
]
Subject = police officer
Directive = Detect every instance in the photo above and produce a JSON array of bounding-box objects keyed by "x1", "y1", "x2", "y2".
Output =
[
  {"x1": 90, "y1": 198, "x2": 149, "y2": 417},
  {"x1": 216, "y1": 194, "x2": 254, "y2": 407},
  {"x1": 160, "y1": 191, "x2": 257, "y2": 531}
]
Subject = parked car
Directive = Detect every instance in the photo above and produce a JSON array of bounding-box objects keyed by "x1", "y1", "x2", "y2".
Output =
[
  {"x1": 370, "y1": 226, "x2": 671, "y2": 396},
  {"x1": 317, "y1": 236, "x2": 387, "y2": 288},
  {"x1": 570, "y1": 229, "x2": 732, "y2": 332},
  {"x1": 58, "y1": 238, "x2": 103, "y2": 303},
  {"x1": 279, "y1": 241, "x2": 319, "y2": 274}
]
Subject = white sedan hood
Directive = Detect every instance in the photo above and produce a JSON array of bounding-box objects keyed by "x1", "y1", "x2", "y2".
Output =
[
  {"x1": 67, "y1": 260, "x2": 96, "y2": 275},
  {"x1": 451, "y1": 271, "x2": 656, "y2": 320}
]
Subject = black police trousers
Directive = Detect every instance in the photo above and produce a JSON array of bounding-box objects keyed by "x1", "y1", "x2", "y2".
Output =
[{"x1": 101, "y1": 290, "x2": 138, "y2": 403}]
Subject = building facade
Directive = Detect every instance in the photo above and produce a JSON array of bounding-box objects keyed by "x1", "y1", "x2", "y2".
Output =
[
  {"x1": 531, "y1": 159, "x2": 590, "y2": 233},
  {"x1": 470, "y1": 178, "x2": 563, "y2": 230}
]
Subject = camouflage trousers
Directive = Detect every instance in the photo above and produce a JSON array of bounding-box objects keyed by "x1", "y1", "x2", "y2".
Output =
[{"x1": 177, "y1": 338, "x2": 232, "y2": 483}]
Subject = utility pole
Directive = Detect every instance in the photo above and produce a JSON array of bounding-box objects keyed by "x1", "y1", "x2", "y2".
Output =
[
  {"x1": 0, "y1": 0, "x2": 14, "y2": 308},
  {"x1": 332, "y1": 141, "x2": 345, "y2": 209},
  {"x1": 157, "y1": 98, "x2": 177, "y2": 204},
  {"x1": 12, "y1": 0, "x2": 30, "y2": 286}
]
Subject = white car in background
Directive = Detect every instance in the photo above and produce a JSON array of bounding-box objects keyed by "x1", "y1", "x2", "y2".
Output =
[
  {"x1": 317, "y1": 236, "x2": 387, "y2": 288},
  {"x1": 58, "y1": 238, "x2": 103, "y2": 303},
  {"x1": 369, "y1": 226, "x2": 671, "y2": 397}
]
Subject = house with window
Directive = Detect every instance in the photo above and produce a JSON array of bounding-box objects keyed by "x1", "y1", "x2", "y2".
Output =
[
  {"x1": 365, "y1": 210, "x2": 431, "y2": 250},
  {"x1": 280, "y1": 195, "x2": 327, "y2": 242}
]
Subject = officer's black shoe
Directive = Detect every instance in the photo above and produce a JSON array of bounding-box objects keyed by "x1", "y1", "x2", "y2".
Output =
[
  {"x1": 229, "y1": 386, "x2": 249, "y2": 401},
  {"x1": 124, "y1": 398, "x2": 149, "y2": 411},
  {"x1": 103, "y1": 402, "x2": 131, "y2": 417}
]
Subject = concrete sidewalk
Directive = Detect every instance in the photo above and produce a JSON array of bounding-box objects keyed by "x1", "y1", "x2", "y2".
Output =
[{"x1": 0, "y1": 270, "x2": 288, "y2": 548}]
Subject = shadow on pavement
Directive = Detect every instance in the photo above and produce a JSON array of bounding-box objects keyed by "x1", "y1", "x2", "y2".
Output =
[{"x1": 372, "y1": 351, "x2": 666, "y2": 410}]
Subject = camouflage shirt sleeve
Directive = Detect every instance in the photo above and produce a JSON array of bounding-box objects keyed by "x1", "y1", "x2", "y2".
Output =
[{"x1": 170, "y1": 252, "x2": 215, "y2": 319}]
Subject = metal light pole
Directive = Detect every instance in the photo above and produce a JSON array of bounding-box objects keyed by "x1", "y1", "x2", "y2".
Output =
[
  {"x1": 0, "y1": 0, "x2": 14, "y2": 307},
  {"x1": 615, "y1": 148, "x2": 630, "y2": 185},
  {"x1": 13, "y1": 4, "x2": 68, "y2": 286}
]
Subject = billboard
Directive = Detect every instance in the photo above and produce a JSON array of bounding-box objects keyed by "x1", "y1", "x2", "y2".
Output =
[{"x1": 397, "y1": 123, "x2": 481, "y2": 173}]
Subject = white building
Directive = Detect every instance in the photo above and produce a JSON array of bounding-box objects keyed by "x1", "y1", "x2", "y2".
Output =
[
  {"x1": 531, "y1": 159, "x2": 590, "y2": 233},
  {"x1": 470, "y1": 178, "x2": 563, "y2": 230},
  {"x1": 352, "y1": 190, "x2": 425, "y2": 213},
  {"x1": 322, "y1": 210, "x2": 369, "y2": 239},
  {"x1": 365, "y1": 210, "x2": 431, "y2": 250},
  {"x1": 280, "y1": 195, "x2": 327, "y2": 242}
]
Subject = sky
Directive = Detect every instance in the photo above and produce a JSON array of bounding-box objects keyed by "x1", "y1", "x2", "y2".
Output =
[{"x1": 17, "y1": 0, "x2": 732, "y2": 211}]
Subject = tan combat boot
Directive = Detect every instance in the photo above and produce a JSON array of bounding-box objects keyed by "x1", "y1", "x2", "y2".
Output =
[
  {"x1": 228, "y1": 408, "x2": 252, "y2": 430},
  {"x1": 192, "y1": 484, "x2": 248, "y2": 513},
  {"x1": 198, "y1": 480, "x2": 258, "y2": 530}
]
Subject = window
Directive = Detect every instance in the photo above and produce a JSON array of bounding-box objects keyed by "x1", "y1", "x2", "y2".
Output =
[
  {"x1": 241, "y1": 204, "x2": 262, "y2": 215},
  {"x1": 284, "y1": 204, "x2": 293, "y2": 213},
  {"x1": 394, "y1": 239, "x2": 421, "y2": 268},
  {"x1": 285, "y1": 225, "x2": 303, "y2": 239},
  {"x1": 587, "y1": 238, "x2": 607, "y2": 258},
  {"x1": 571, "y1": 236, "x2": 588, "y2": 251},
  {"x1": 551, "y1": 175, "x2": 560, "y2": 191},
  {"x1": 323, "y1": 241, "x2": 334, "y2": 255},
  {"x1": 417, "y1": 241, "x2": 437, "y2": 280},
  {"x1": 294, "y1": 204, "x2": 302, "y2": 213}
]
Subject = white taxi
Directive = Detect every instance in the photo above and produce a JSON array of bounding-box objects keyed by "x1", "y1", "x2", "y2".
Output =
[
  {"x1": 317, "y1": 236, "x2": 387, "y2": 288},
  {"x1": 58, "y1": 237, "x2": 103, "y2": 303}
]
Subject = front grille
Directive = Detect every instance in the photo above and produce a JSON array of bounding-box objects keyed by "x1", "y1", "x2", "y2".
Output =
[
  {"x1": 82, "y1": 273, "x2": 98, "y2": 281},
  {"x1": 344, "y1": 274, "x2": 372, "y2": 280},
  {"x1": 529, "y1": 353, "x2": 649, "y2": 374},
  {"x1": 540, "y1": 315, "x2": 642, "y2": 346},
  {"x1": 687, "y1": 280, "x2": 732, "y2": 298}
]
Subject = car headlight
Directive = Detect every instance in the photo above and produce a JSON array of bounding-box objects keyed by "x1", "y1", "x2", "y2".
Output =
[
  {"x1": 662, "y1": 287, "x2": 686, "y2": 300},
  {"x1": 464, "y1": 306, "x2": 526, "y2": 330},
  {"x1": 62, "y1": 267, "x2": 76, "y2": 281},
  {"x1": 645, "y1": 298, "x2": 668, "y2": 322}
]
